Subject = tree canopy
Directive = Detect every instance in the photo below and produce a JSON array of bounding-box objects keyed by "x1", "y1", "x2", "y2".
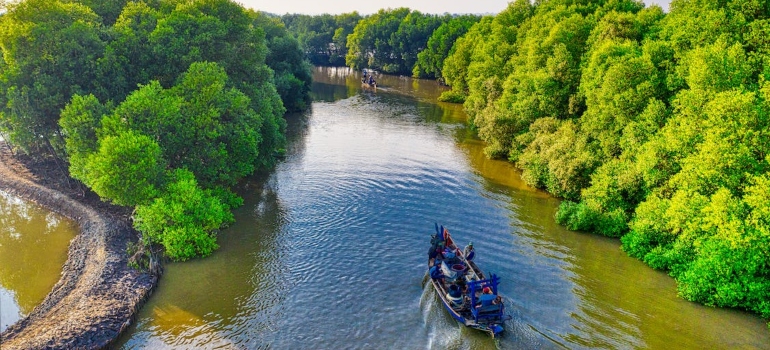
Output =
[
  {"x1": 0, "y1": 0, "x2": 105, "y2": 154},
  {"x1": 1, "y1": 0, "x2": 311, "y2": 260},
  {"x1": 413, "y1": 15, "x2": 480, "y2": 80},
  {"x1": 440, "y1": 0, "x2": 770, "y2": 321},
  {"x1": 345, "y1": 8, "x2": 447, "y2": 75}
]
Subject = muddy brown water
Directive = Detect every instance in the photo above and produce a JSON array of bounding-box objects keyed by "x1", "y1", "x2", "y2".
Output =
[
  {"x1": 0, "y1": 190, "x2": 77, "y2": 332},
  {"x1": 8, "y1": 66, "x2": 763, "y2": 349}
]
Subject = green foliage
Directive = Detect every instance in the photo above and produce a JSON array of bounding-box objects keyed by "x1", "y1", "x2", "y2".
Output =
[
  {"x1": 464, "y1": 0, "x2": 534, "y2": 138},
  {"x1": 59, "y1": 94, "x2": 111, "y2": 180},
  {"x1": 389, "y1": 11, "x2": 446, "y2": 75},
  {"x1": 96, "y1": 1, "x2": 161, "y2": 102},
  {"x1": 72, "y1": 0, "x2": 132, "y2": 25},
  {"x1": 345, "y1": 8, "x2": 446, "y2": 75},
  {"x1": 84, "y1": 59, "x2": 277, "y2": 259},
  {"x1": 345, "y1": 8, "x2": 408, "y2": 71},
  {"x1": 0, "y1": 0, "x2": 310, "y2": 260},
  {"x1": 555, "y1": 201, "x2": 596, "y2": 231},
  {"x1": 438, "y1": 90, "x2": 467, "y2": 104},
  {"x1": 134, "y1": 169, "x2": 234, "y2": 261},
  {"x1": 517, "y1": 118, "x2": 600, "y2": 200},
  {"x1": 448, "y1": 0, "x2": 770, "y2": 321},
  {"x1": 441, "y1": 17, "x2": 494, "y2": 96},
  {"x1": 1, "y1": 0, "x2": 303, "y2": 166},
  {"x1": 253, "y1": 12, "x2": 312, "y2": 113},
  {"x1": 413, "y1": 15, "x2": 480, "y2": 79},
  {"x1": 475, "y1": 0, "x2": 593, "y2": 159},
  {"x1": 579, "y1": 13, "x2": 668, "y2": 158},
  {"x1": 0, "y1": 0, "x2": 105, "y2": 154},
  {"x1": 72, "y1": 61, "x2": 262, "y2": 259},
  {"x1": 81, "y1": 130, "x2": 164, "y2": 206},
  {"x1": 101, "y1": 62, "x2": 264, "y2": 188},
  {"x1": 105, "y1": 0, "x2": 293, "y2": 167},
  {"x1": 556, "y1": 201, "x2": 629, "y2": 237}
]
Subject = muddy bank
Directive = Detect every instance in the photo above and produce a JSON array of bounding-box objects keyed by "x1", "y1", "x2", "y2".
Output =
[{"x1": 0, "y1": 145, "x2": 158, "y2": 349}]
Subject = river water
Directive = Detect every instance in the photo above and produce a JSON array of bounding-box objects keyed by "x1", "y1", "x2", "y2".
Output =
[
  {"x1": 0, "y1": 190, "x2": 76, "y2": 332},
  {"x1": 110, "y1": 67, "x2": 769, "y2": 349}
]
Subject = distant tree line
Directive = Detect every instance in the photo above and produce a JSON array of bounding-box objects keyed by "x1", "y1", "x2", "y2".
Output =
[
  {"x1": 0, "y1": 0, "x2": 311, "y2": 261},
  {"x1": 283, "y1": 9, "x2": 480, "y2": 78},
  {"x1": 281, "y1": 12, "x2": 363, "y2": 66}
]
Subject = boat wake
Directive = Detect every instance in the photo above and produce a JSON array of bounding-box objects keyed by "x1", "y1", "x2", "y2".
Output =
[{"x1": 419, "y1": 276, "x2": 466, "y2": 349}]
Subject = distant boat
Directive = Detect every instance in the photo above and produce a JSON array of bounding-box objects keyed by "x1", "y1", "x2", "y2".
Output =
[
  {"x1": 427, "y1": 224, "x2": 509, "y2": 337},
  {"x1": 361, "y1": 69, "x2": 377, "y2": 89},
  {"x1": 361, "y1": 76, "x2": 377, "y2": 89}
]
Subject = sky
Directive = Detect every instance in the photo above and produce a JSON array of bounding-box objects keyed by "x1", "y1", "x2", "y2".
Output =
[{"x1": 237, "y1": 0, "x2": 672, "y2": 16}]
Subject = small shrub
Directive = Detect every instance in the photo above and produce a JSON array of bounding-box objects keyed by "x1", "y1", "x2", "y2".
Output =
[
  {"x1": 133, "y1": 169, "x2": 234, "y2": 261},
  {"x1": 555, "y1": 201, "x2": 596, "y2": 232},
  {"x1": 438, "y1": 90, "x2": 466, "y2": 103}
]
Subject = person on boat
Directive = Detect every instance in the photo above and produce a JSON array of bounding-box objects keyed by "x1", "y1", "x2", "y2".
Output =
[
  {"x1": 456, "y1": 274, "x2": 468, "y2": 294},
  {"x1": 436, "y1": 234, "x2": 445, "y2": 249},
  {"x1": 430, "y1": 264, "x2": 444, "y2": 284},
  {"x1": 443, "y1": 227, "x2": 456, "y2": 247},
  {"x1": 443, "y1": 246, "x2": 455, "y2": 259},
  {"x1": 477, "y1": 286, "x2": 496, "y2": 309},
  {"x1": 463, "y1": 242, "x2": 475, "y2": 261},
  {"x1": 428, "y1": 245, "x2": 443, "y2": 266}
]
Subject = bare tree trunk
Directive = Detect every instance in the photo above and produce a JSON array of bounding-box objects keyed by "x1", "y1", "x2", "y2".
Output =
[{"x1": 44, "y1": 136, "x2": 72, "y2": 189}]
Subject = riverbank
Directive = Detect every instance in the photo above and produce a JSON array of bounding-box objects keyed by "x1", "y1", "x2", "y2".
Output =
[{"x1": 0, "y1": 143, "x2": 158, "y2": 349}]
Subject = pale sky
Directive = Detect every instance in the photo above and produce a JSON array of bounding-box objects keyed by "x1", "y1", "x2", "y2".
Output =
[{"x1": 237, "y1": 0, "x2": 672, "y2": 15}]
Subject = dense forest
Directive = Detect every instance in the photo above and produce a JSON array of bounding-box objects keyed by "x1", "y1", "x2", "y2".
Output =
[
  {"x1": 0, "y1": 0, "x2": 311, "y2": 261},
  {"x1": 285, "y1": 0, "x2": 770, "y2": 323}
]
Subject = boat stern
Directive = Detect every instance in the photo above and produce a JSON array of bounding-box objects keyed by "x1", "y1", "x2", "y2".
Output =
[{"x1": 490, "y1": 324, "x2": 504, "y2": 337}]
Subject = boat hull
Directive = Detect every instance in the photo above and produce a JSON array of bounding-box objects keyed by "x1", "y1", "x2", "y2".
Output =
[{"x1": 427, "y1": 225, "x2": 508, "y2": 337}]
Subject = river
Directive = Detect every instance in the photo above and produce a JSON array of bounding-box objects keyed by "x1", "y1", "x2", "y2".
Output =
[
  {"x1": 96, "y1": 66, "x2": 770, "y2": 349},
  {"x1": 0, "y1": 190, "x2": 77, "y2": 332}
]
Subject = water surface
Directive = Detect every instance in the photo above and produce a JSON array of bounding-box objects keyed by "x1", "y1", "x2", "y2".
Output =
[{"x1": 117, "y1": 67, "x2": 770, "y2": 349}]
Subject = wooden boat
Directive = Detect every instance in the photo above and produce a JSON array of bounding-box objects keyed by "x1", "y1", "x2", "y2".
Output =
[
  {"x1": 427, "y1": 224, "x2": 509, "y2": 337},
  {"x1": 361, "y1": 77, "x2": 377, "y2": 89},
  {"x1": 361, "y1": 69, "x2": 377, "y2": 89}
]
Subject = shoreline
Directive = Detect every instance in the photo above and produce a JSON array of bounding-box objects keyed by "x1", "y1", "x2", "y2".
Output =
[{"x1": 0, "y1": 143, "x2": 159, "y2": 349}]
